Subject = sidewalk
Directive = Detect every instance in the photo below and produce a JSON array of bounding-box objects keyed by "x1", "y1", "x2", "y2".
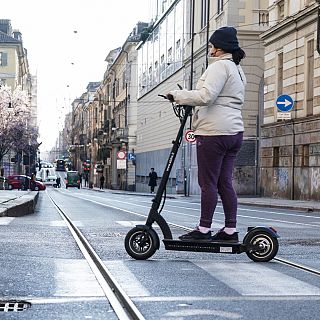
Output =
[
  {"x1": 0, "y1": 190, "x2": 39, "y2": 217},
  {"x1": 85, "y1": 186, "x2": 320, "y2": 213}
]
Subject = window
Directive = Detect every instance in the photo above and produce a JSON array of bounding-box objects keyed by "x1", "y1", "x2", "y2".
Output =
[
  {"x1": 161, "y1": 0, "x2": 167, "y2": 13},
  {"x1": 273, "y1": 147, "x2": 280, "y2": 167},
  {"x1": 122, "y1": 71, "x2": 126, "y2": 90},
  {"x1": 306, "y1": 39, "x2": 314, "y2": 116},
  {"x1": 278, "y1": 0, "x2": 284, "y2": 20},
  {"x1": 302, "y1": 145, "x2": 309, "y2": 167},
  {"x1": 277, "y1": 52, "x2": 283, "y2": 96},
  {"x1": 217, "y1": 0, "x2": 223, "y2": 14},
  {"x1": 0, "y1": 52, "x2": 8, "y2": 66},
  {"x1": 201, "y1": 0, "x2": 208, "y2": 29},
  {"x1": 168, "y1": 47, "x2": 172, "y2": 63}
]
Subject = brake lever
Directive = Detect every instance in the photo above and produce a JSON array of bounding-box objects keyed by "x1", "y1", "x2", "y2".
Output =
[
  {"x1": 158, "y1": 94, "x2": 168, "y2": 99},
  {"x1": 177, "y1": 84, "x2": 183, "y2": 90}
]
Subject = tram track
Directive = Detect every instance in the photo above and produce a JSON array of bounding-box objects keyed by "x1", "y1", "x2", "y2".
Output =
[{"x1": 47, "y1": 193, "x2": 145, "y2": 320}]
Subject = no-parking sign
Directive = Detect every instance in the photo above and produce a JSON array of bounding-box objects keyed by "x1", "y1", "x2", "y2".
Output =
[
  {"x1": 185, "y1": 130, "x2": 196, "y2": 143},
  {"x1": 117, "y1": 150, "x2": 126, "y2": 160}
]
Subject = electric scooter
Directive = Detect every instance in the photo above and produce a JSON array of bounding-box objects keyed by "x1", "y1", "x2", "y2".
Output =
[{"x1": 124, "y1": 97, "x2": 279, "y2": 262}]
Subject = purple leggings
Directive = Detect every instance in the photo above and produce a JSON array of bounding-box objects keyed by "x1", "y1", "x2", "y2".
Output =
[{"x1": 196, "y1": 133, "x2": 243, "y2": 228}]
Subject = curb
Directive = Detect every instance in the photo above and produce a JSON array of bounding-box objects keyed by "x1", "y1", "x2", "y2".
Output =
[{"x1": 0, "y1": 192, "x2": 39, "y2": 217}]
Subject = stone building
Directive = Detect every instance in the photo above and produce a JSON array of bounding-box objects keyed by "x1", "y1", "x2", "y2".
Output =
[
  {"x1": 0, "y1": 19, "x2": 36, "y2": 176},
  {"x1": 260, "y1": 0, "x2": 320, "y2": 200}
]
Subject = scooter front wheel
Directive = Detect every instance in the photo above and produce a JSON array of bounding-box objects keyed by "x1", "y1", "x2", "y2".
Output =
[
  {"x1": 125, "y1": 226, "x2": 159, "y2": 260},
  {"x1": 244, "y1": 230, "x2": 279, "y2": 262}
]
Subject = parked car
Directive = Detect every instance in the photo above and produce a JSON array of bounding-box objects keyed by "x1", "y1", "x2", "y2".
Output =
[
  {"x1": 45, "y1": 174, "x2": 57, "y2": 187},
  {"x1": 7, "y1": 175, "x2": 46, "y2": 191},
  {"x1": 66, "y1": 171, "x2": 80, "y2": 189},
  {"x1": 0, "y1": 176, "x2": 8, "y2": 190}
]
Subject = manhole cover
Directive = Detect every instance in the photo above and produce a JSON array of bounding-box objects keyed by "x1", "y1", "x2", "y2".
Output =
[{"x1": 0, "y1": 301, "x2": 31, "y2": 312}]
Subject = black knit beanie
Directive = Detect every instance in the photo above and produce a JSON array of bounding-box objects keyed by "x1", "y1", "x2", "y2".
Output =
[{"x1": 209, "y1": 26, "x2": 240, "y2": 52}]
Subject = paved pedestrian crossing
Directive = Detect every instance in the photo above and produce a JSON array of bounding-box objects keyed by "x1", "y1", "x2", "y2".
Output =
[
  {"x1": 104, "y1": 260, "x2": 320, "y2": 298},
  {"x1": 195, "y1": 261, "x2": 320, "y2": 296}
]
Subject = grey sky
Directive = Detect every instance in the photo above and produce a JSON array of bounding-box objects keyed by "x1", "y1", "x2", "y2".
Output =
[{"x1": 2, "y1": 0, "x2": 150, "y2": 152}]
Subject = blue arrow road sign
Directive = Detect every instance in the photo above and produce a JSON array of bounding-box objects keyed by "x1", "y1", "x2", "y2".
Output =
[{"x1": 276, "y1": 94, "x2": 294, "y2": 112}]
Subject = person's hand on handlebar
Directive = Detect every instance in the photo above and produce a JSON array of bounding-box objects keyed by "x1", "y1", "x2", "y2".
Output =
[{"x1": 166, "y1": 93, "x2": 175, "y2": 102}]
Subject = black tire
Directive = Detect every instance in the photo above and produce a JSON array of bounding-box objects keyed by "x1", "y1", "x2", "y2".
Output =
[
  {"x1": 34, "y1": 186, "x2": 39, "y2": 191},
  {"x1": 8, "y1": 184, "x2": 13, "y2": 190},
  {"x1": 245, "y1": 230, "x2": 279, "y2": 262},
  {"x1": 125, "y1": 227, "x2": 159, "y2": 260}
]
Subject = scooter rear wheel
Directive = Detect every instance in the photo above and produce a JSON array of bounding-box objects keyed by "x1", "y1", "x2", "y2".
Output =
[
  {"x1": 125, "y1": 226, "x2": 159, "y2": 260},
  {"x1": 244, "y1": 230, "x2": 279, "y2": 262}
]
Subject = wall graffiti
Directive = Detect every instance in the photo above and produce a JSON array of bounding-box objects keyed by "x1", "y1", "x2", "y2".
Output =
[
  {"x1": 233, "y1": 168, "x2": 252, "y2": 184},
  {"x1": 311, "y1": 168, "x2": 320, "y2": 194},
  {"x1": 297, "y1": 169, "x2": 309, "y2": 195},
  {"x1": 277, "y1": 168, "x2": 289, "y2": 192}
]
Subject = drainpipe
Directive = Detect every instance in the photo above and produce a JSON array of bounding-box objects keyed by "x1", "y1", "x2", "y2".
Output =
[
  {"x1": 185, "y1": 0, "x2": 195, "y2": 197},
  {"x1": 205, "y1": 0, "x2": 210, "y2": 68}
]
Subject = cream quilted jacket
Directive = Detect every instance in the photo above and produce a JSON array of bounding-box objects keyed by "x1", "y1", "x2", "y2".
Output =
[{"x1": 169, "y1": 53, "x2": 246, "y2": 136}]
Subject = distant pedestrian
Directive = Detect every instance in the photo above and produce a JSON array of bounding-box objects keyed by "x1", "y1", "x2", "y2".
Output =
[
  {"x1": 79, "y1": 173, "x2": 82, "y2": 188},
  {"x1": 148, "y1": 168, "x2": 158, "y2": 193},
  {"x1": 56, "y1": 177, "x2": 61, "y2": 188},
  {"x1": 100, "y1": 175, "x2": 105, "y2": 189},
  {"x1": 46, "y1": 169, "x2": 49, "y2": 177},
  {"x1": 84, "y1": 174, "x2": 89, "y2": 187}
]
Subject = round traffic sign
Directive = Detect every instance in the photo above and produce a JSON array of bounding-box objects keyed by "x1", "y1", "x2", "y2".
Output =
[
  {"x1": 185, "y1": 130, "x2": 196, "y2": 143},
  {"x1": 117, "y1": 150, "x2": 126, "y2": 160},
  {"x1": 276, "y1": 94, "x2": 294, "y2": 112}
]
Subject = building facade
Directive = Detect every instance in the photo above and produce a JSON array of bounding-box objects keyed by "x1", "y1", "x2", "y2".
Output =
[
  {"x1": 0, "y1": 19, "x2": 36, "y2": 176},
  {"x1": 135, "y1": 0, "x2": 269, "y2": 195},
  {"x1": 260, "y1": 0, "x2": 320, "y2": 200}
]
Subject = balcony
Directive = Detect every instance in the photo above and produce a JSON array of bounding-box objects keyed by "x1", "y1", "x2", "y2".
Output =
[{"x1": 111, "y1": 127, "x2": 128, "y2": 142}]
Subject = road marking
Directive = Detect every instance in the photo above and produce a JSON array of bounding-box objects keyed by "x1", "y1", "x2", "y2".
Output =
[
  {"x1": 195, "y1": 261, "x2": 320, "y2": 296},
  {"x1": 104, "y1": 261, "x2": 150, "y2": 297},
  {"x1": 56, "y1": 192, "x2": 320, "y2": 228},
  {"x1": 50, "y1": 220, "x2": 83, "y2": 227},
  {"x1": 135, "y1": 295, "x2": 320, "y2": 301},
  {"x1": 116, "y1": 221, "x2": 146, "y2": 227},
  {"x1": 0, "y1": 217, "x2": 15, "y2": 225},
  {"x1": 164, "y1": 308, "x2": 241, "y2": 319},
  {"x1": 54, "y1": 259, "x2": 105, "y2": 297}
]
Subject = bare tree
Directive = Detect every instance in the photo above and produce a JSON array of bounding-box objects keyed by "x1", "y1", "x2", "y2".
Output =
[{"x1": 0, "y1": 85, "x2": 37, "y2": 165}]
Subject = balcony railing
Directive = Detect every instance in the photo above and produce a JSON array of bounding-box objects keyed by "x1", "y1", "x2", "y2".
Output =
[{"x1": 112, "y1": 127, "x2": 128, "y2": 141}]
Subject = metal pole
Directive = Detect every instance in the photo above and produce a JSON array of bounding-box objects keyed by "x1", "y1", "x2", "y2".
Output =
[{"x1": 291, "y1": 121, "x2": 295, "y2": 200}]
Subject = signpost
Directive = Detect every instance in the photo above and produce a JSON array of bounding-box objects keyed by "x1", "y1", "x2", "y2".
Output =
[
  {"x1": 276, "y1": 94, "x2": 294, "y2": 120},
  {"x1": 117, "y1": 150, "x2": 126, "y2": 169}
]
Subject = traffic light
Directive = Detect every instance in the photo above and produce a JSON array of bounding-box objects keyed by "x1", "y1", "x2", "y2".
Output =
[{"x1": 83, "y1": 160, "x2": 91, "y2": 171}]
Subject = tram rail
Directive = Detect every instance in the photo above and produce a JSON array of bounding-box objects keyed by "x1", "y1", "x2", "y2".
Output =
[{"x1": 47, "y1": 193, "x2": 145, "y2": 320}]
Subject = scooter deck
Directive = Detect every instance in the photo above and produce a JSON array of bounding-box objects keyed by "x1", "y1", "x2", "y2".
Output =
[{"x1": 163, "y1": 239, "x2": 246, "y2": 254}]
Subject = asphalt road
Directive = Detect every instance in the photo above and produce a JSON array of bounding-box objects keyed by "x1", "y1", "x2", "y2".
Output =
[{"x1": 1, "y1": 186, "x2": 319, "y2": 319}]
